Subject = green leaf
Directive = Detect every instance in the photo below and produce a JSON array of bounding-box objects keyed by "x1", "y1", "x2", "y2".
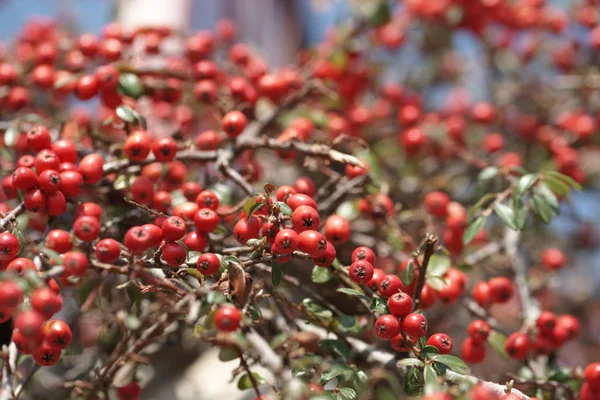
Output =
[
  {"x1": 237, "y1": 372, "x2": 265, "y2": 390},
  {"x1": 396, "y1": 358, "x2": 424, "y2": 368},
  {"x1": 543, "y1": 176, "x2": 570, "y2": 196},
  {"x1": 118, "y1": 73, "x2": 144, "y2": 99},
  {"x1": 400, "y1": 260, "x2": 414, "y2": 285},
  {"x1": 187, "y1": 251, "x2": 202, "y2": 264},
  {"x1": 420, "y1": 345, "x2": 441, "y2": 359},
  {"x1": 478, "y1": 166, "x2": 498, "y2": 181},
  {"x1": 492, "y1": 202, "x2": 518, "y2": 230},
  {"x1": 335, "y1": 315, "x2": 360, "y2": 334},
  {"x1": 532, "y1": 193, "x2": 553, "y2": 223},
  {"x1": 425, "y1": 276, "x2": 447, "y2": 291},
  {"x1": 403, "y1": 367, "x2": 422, "y2": 396},
  {"x1": 320, "y1": 368, "x2": 343, "y2": 383},
  {"x1": 312, "y1": 265, "x2": 334, "y2": 283},
  {"x1": 432, "y1": 355, "x2": 468, "y2": 374},
  {"x1": 463, "y1": 216, "x2": 486, "y2": 245},
  {"x1": 247, "y1": 201, "x2": 265, "y2": 218},
  {"x1": 513, "y1": 203, "x2": 528, "y2": 230},
  {"x1": 116, "y1": 105, "x2": 137, "y2": 124},
  {"x1": 218, "y1": 346, "x2": 239, "y2": 362},
  {"x1": 548, "y1": 367, "x2": 573, "y2": 382},
  {"x1": 3, "y1": 127, "x2": 19, "y2": 147},
  {"x1": 368, "y1": 1, "x2": 391, "y2": 26},
  {"x1": 534, "y1": 184, "x2": 560, "y2": 212},
  {"x1": 339, "y1": 387, "x2": 357, "y2": 400},
  {"x1": 468, "y1": 193, "x2": 496, "y2": 219},
  {"x1": 41, "y1": 248, "x2": 62, "y2": 265},
  {"x1": 271, "y1": 261, "x2": 282, "y2": 286},
  {"x1": 426, "y1": 254, "x2": 450, "y2": 278},
  {"x1": 302, "y1": 298, "x2": 333, "y2": 319},
  {"x1": 276, "y1": 201, "x2": 292, "y2": 216},
  {"x1": 206, "y1": 291, "x2": 226, "y2": 304},
  {"x1": 423, "y1": 365, "x2": 440, "y2": 395},
  {"x1": 515, "y1": 173, "x2": 538, "y2": 197},
  {"x1": 545, "y1": 170, "x2": 582, "y2": 191},
  {"x1": 487, "y1": 331, "x2": 509, "y2": 359},
  {"x1": 12, "y1": 229, "x2": 26, "y2": 256},
  {"x1": 243, "y1": 197, "x2": 258, "y2": 215},
  {"x1": 337, "y1": 288, "x2": 367, "y2": 300},
  {"x1": 321, "y1": 339, "x2": 352, "y2": 360},
  {"x1": 126, "y1": 284, "x2": 142, "y2": 305},
  {"x1": 370, "y1": 297, "x2": 389, "y2": 314},
  {"x1": 184, "y1": 268, "x2": 204, "y2": 281}
]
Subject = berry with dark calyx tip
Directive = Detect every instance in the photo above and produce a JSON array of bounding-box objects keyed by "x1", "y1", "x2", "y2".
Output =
[
  {"x1": 34, "y1": 149, "x2": 61, "y2": 174},
  {"x1": 196, "y1": 253, "x2": 221, "y2": 276},
  {"x1": 193, "y1": 208, "x2": 220, "y2": 233},
  {"x1": 461, "y1": 337, "x2": 486, "y2": 363},
  {"x1": 124, "y1": 226, "x2": 151, "y2": 255},
  {"x1": 324, "y1": 215, "x2": 351, "y2": 245},
  {"x1": 222, "y1": 110, "x2": 247, "y2": 138},
  {"x1": 183, "y1": 231, "x2": 207, "y2": 252},
  {"x1": 142, "y1": 224, "x2": 164, "y2": 248},
  {"x1": 12, "y1": 166, "x2": 39, "y2": 191},
  {"x1": 24, "y1": 189, "x2": 46, "y2": 212},
  {"x1": 27, "y1": 125, "x2": 52, "y2": 151},
  {"x1": 152, "y1": 137, "x2": 178, "y2": 162},
  {"x1": 297, "y1": 230, "x2": 327, "y2": 258},
  {"x1": 313, "y1": 241, "x2": 336, "y2": 267},
  {"x1": 195, "y1": 190, "x2": 220, "y2": 210},
  {"x1": 348, "y1": 260, "x2": 374, "y2": 284},
  {"x1": 427, "y1": 333, "x2": 453, "y2": 354},
  {"x1": 95, "y1": 238, "x2": 121, "y2": 263},
  {"x1": 78, "y1": 153, "x2": 104, "y2": 185},
  {"x1": 214, "y1": 306, "x2": 242, "y2": 332},
  {"x1": 161, "y1": 241, "x2": 187, "y2": 267},
  {"x1": 73, "y1": 216, "x2": 101, "y2": 242},
  {"x1": 402, "y1": 313, "x2": 428, "y2": 338},
  {"x1": 536, "y1": 311, "x2": 557, "y2": 335},
  {"x1": 162, "y1": 216, "x2": 187, "y2": 241},
  {"x1": 374, "y1": 314, "x2": 401, "y2": 340},
  {"x1": 352, "y1": 246, "x2": 376, "y2": 264},
  {"x1": 43, "y1": 319, "x2": 72, "y2": 349},
  {"x1": 467, "y1": 320, "x2": 490, "y2": 344},
  {"x1": 555, "y1": 314, "x2": 580, "y2": 341},
  {"x1": 12, "y1": 329, "x2": 41, "y2": 354},
  {"x1": 124, "y1": 131, "x2": 152, "y2": 162},
  {"x1": 0, "y1": 232, "x2": 20, "y2": 261},
  {"x1": 31, "y1": 287, "x2": 63, "y2": 320},
  {"x1": 387, "y1": 292, "x2": 413, "y2": 318},
  {"x1": 33, "y1": 342, "x2": 62, "y2": 366},
  {"x1": 488, "y1": 277, "x2": 514, "y2": 304},
  {"x1": 6, "y1": 257, "x2": 36, "y2": 275},
  {"x1": 505, "y1": 332, "x2": 530, "y2": 360},
  {"x1": 366, "y1": 268, "x2": 385, "y2": 291},
  {"x1": 275, "y1": 185, "x2": 296, "y2": 202},
  {"x1": 291, "y1": 205, "x2": 320, "y2": 233},
  {"x1": 181, "y1": 182, "x2": 203, "y2": 201},
  {"x1": 273, "y1": 229, "x2": 299, "y2": 255},
  {"x1": 378, "y1": 274, "x2": 403, "y2": 298},
  {"x1": 61, "y1": 251, "x2": 89, "y2": 277}
]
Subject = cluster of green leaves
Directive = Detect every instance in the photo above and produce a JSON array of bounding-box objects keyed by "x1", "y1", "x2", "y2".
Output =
[{"x1": 464, "y1": 170, "x2": 581, "y2": 244}]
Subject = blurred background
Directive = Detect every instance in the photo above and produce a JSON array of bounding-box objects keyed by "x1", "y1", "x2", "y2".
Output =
[{"x1": 1, "y1": 0, "x2": 599, "y2": 399}]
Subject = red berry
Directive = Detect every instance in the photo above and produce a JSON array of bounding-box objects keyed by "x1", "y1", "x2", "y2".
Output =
[
  {"x1": 162, "y1": 241, "x2": 187, "y2": 267},
  {"x1": 117, "y1": 382, "x2": 142, "y2": 400},
  {"x1": 24, "y1": 189, "x2": 46, "y2": 212},
  {"x1": 58, "y1": 171, "x2": 83, "y2": 197},
  {"x1": 14, "y1": 310, "x2": 44, "y2": 339},
  {"x1": 34, "y1": 150, "x2": 61, "y2": 175},
  {"x1": 196, "y1": 130, "x2": 222, "y2": 150},
  {"x1": 374, "y1": 314, "x2": 401, "y2": 339},
  {"x1": 541, "y1": 248, "x2": 566, "y2": 270},
  {"x1": 488, "y1": 277, "x2": 514, "y2": 303},
  {"x1": 43, "y1": 319, "x2": 72, "y2": 349},
  {"x1": 585, "y1": 363, "x2": 600, "y2": 392},
  {"x1": 472, "y1": 281, "x2": 491, "y2": 308},
  {"x1": 0, "y1": 232, "x2": 20, "y2": 261},
  {"x1": 162, "y1": 216, "x2": 187, "y2": 241},
  {"x1": 95, "y1": 238, "x2": 121, "y2": 263},
  {"x1": 193, "y1": 208, "x2": 220, "y2": 233},
  {"x1": 461, "y1": 337, "x2": 486, "y2": 363},
  {"x1": 426, "y1": 333, "x2": 453, "y2": 354},
  {"x1": 6, "y1": 257, "x2": 36, "y2": 275},
  {"x1": 387, "y1": 292, "x2": 413, "y2": 318},
  {"x1": 73, "y1": 216, "x2": 101, "y2": 242},
  {"x1": 555, "y1": 314, "x2": 580, "y2": 340},
  {"x1": 215, "y1": 306, "x2": 242, "y2": 332},
  {"x1": 33, "y1": 342, "x2": 62, "y2": 366},
  {"x1": 366, "y1": 268, "x2": 385, "y2": 291},
  {"x1": 196, "y1": 252, "x2": 220, "y2": 275},
  {"x1": 467, "y1": 320, "x2": 491, "y2": 344},
  {"x1": 27, "y1": 125, "x2": 52, "y2": 151},
  {"x1": 46, "y1": 191, "x2": 67, "y2": 216},
  {"x1": 378, "y1": 274, "x2": 403, "y2": 298},
  {"x1": 124, "y1": 226, "x2": 151, "y2": 254},
  {"x1": 45, "y1": 229, "x2": 72, "y2": 254},
  {"x1": 51, "y1": 139, "x2": 78, "y2": 164},
  {"x1": 78, "y1": 153, "x2": 104, "y2": 185},
  {"x1": 12, "y1": 166, "x2": 39, "y2": 191},
  {"x1": 424, "y1": 191, "x2": 450, "y2": 218},
  {"x1": 291, "y1": 205, "x2": 320, "y2": 233},
  {"x1": 0, "y1": 280, "x2": 23, "y2": 309},
  {"x1": 275, "y1": 185, "x2": 296, "y2": 202},
  {"x1": 313, "y1": 241, "x2": 337, "y2": 267},
  {"x1": 323, "y1": 215, "x2": 351, "y2": 245},
  {"x1": 297, "y1": 230, "x2": 327, "y2": 257},
  {"x1": 31, "y1": 287, "x2": 63, "y2": 320},
  {"x1": 124, "y1": 131, "x2": 152, "y2": 162},
  {"x1": 402, "y1": 313, "x2": 428, "y2": 338},
  {"x1": 352, "y1": 246, "x2": 376, "y2": 264},
  {"x1": 222, "y1": 110, "x2": 247, "y2": 138},
  {"x1": 505, "y1": 332, "x2": 530, "y2": 360},
  {"x1": 61, "y1": 251, "x2": 89, "y2": 276},
  {"x1": 233, "y1": 216, "x2": 261, "y2": 244},
  {"x1": 286, "y1": 193, "x2": 318, "y2": 211},
  {"x1": 195, "y1": 190, "x2": 220, "y2": 210},
  {"x1": 294, "y1": 177, "x2": 316, "y2": 197},
  {"x1": 75, "y1": 75, "x2": 99, "y2": 100},
  {"x1": 536, "y1": 311, "x2": 557, "y2": 335},
  {"x1": 12, "y1": 329, "x2": 41, "y2": 354},
  {"x1": 273, "y1": 229, "x2": 299, "y2": 255},
  {"x1": 152, "y1": 137, "x2": 178, "y2": 162},
  {"x1": 348, "y1": 260, "x2": 375, "y2": 284},
  {"x1": 183, "y1": 231, "x2": 207, "y2": 252}
]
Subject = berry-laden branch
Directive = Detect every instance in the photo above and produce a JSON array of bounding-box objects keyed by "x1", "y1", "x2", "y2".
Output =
[{"x1": 412, "y1": 234, "x2": 438, "y2": 310}]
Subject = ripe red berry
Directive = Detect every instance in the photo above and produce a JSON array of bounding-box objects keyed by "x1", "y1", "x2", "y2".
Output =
[
  {"x1": 193, "y1": 208, "x2": 220, "y2": 233},
  {"x1": 352, "y1": 246, "x2": 376, "y2": 264},
  {"x1": 46, "y1": 191, "x2": 67, "y2": 216},
  {"x1": 461, "y1": 337, "x2": 486, "y2": 363},
  {"x1": 402, "y1": 313, "x2": 428, "y2": 338},
  {"x1": 31, "y1": 287, "x2": 63, "y2": 320},
  {"x1": 555, "y1": 314, "x2": 580, "y2": 341},
  {"x1": 12, "y1": 166, "x2": 39, "y2": 191},
  {"x1": 374, "y1": 314, "x2": 401, "y2": 339},
  {"x1": 33, "y1": 342, "x2": 62, "y2": 366},
  {"x1": 584, "y1": 362, "x2": 600, "y2": 392},
  {"x1": 472, "y1": 281, "x2": 491, "y2": 308},
  {"x1": 162, "y1": 241, "x2": 187, "y2": 267},
  {"x1": 291, "y1": 205, "x2": 320, "y2": 233},
  {"x1": 323, "y1": 215, "x2": 351, "y2": 245},
  {"x1": 313, "y1": 241, "x2": 337, "y2": 267},
  {"x1": 15, "y1": 310, "x2": 44, "y2": 339},
  {"x1": 286, "y1": 193, "x2": 318, "y2": 211},
  {"x1": 387, "y1": 292, "x2": 413, "y2": 318},
  {"x1": 78, "y1": 153, "x2": 104, "y2": 185},
  {"x1": 124, "y1": 131, "x2": 152, "y2": 162},
  {"x1": 349, "y1": 260, "x2": 375, "y2": 284},
  {"x1": 427, "y1": 333, "x2": 453, "y2": 354},
  {"x1": 183, "y1": 231, "x2": 207, "y2": 252},
  {"x1": 43, "y1": 319, "x2": 72, "y2": 349},
  {"x1": 95, "y1": 238, "x2": 121, "y2": 263},
  {"x1": 424, "y1": 191, "x2": 450, "y2": 218},
  {"x1": 366, "y1": 268, "x2": 385, "y2": 291},
  {"x1": 541, "y1": 248, "x2": 566, "y2": 270},
  {"x1": 34, "y1": 149, "x2": 61, "y2": 174},
  {"x1": 273, "y1": 229, "x2": 299, "y2": 255},
  {"x1": 73, "y1": 216, "x2": 101, "y2": 242},
  {"x1": 196, "y1": 252, "x2": 221, "y2": 275},
  {"x1": 195, "y1": 190, "x2": 220, "y2": 210},
  {"x1": 0, "y1": 280, "x2": 23, "y2": 309},
  {"x1": 536, "y1": 311, "x2": 557, "y2": 335},
  {"x1": 124, "y1": 226, "x2": 151, "y2": 254},
  {"x1": 233, "y1": 216, "x2": 261, "y2": 244},
  {"x1": 196, "y1": 130, "x2": 222, "y2": 150},
  {"x1": 117, "y1": 382, "x2": 142, "y2": 400},
  {"x1": 488, "y1": 277, "x2": 514, "y2": 303},
  {"x1": 61, "y1": 251, "x2": 89, "y2": 276},
  {"x1": 378, "y1": 274, "x2": 403, "y2": 298},
  {"x1": 0, "y1": 232, "x2": 20, "y2": 261},
  {"x1": 297, "y1": 230, "x2": 327, "y2": 258},
  {"x1": 505, "y1": 332, "x2": 530, "y2": 360},
  {"x1": 222, "y1": 110, "x2": 247, "y2": 138},
  {"x1": 51, "y1": 139, "x2": 78, "y2": 163},
  {"x1": 215, "y1": 306, "x2": 242, "y2": 332},
  {"x1": 24, "y1": 189, "x2": 46, "y2": 212},
  {"x1": 152, "y1": 137, "x2": 178, "y2": 162},
  {"x1": 162, "y1": 216, "x2": 187, "y2": 241},
  {"x1": 75, "y1": 75, "x2": 99, "y2": 100},
  {"x1": 45, "y1": 229, "x2": 73, "y2": 254},
  {"x1": 467, "y1": 320, "x2": 490, "y2": 344},
  {"x1": 27, "y1": 125, "x2": 52, "y2": 151},
  {"x1": 58, "y1": 171, "x2": 83, "y2": 197}
]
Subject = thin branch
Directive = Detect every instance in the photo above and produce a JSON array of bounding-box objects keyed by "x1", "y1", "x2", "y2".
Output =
[
  {"x1": 412, "y1": 235, "x2": 438, "y2": 310},
  {"x1": 0, "y1": 202, "x2": 25, "y2": 232}
]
